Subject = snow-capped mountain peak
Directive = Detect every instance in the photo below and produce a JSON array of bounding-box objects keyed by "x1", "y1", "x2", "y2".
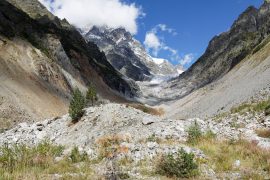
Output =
[{"x1": 84, "y1": 26, "x2": 184, "y2": 81}]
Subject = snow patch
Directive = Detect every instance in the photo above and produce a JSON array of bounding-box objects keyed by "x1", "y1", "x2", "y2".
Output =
[
  {"x1": 177, "y1": 69, "x2": 184, "y2": 75},
  {"x1": 152, "y1": 57, "x2": 166, "y2": 65}
]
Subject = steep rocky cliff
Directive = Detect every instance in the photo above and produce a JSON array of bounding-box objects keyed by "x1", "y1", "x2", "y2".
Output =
[{"x1": 0, "y1": 0, "x2": 138, "y2": 127}]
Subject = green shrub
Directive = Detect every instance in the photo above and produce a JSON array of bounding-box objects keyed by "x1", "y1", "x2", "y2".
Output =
[
  {"x1": 187, "y1": 121, "x2": 202, "y2": 144},
  {"x1": 157, "y1": 148, "x2": 198, "y2": 178},
  {"x1": 86, "y1": 84, "x2": 98, "y2": 106},
  {"x1": 69, "y1": 88, "x2": 86, "y2": 121},
  {"x1": 70, "y1": 147, "x2": 88, "y2": 163}
]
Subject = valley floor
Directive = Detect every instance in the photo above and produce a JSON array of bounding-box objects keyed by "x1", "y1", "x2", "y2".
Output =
[{"x1": 0, "y1": 95, "x2": 269, "y2": 179}]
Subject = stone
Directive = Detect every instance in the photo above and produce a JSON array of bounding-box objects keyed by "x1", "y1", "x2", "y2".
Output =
[
  {"x1": 142, "y1": 117, "x2": 155, "y2": 125},
  {"x1": 233, "y1": 160, "x2": 241, "y2": 168},
  {"x1": 147, "y1": 142, "x2": 158, "y2": 150}
]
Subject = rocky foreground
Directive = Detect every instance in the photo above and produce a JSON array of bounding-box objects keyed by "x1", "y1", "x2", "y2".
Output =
[{"x1": 0, "y1": 102, "x2": 269, "y2": 179}]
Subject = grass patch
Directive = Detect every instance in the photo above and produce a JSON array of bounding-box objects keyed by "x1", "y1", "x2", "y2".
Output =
[
  {"x1": 255, "y1": 128, "x2": 270, "y2": 138},
  {"x1": 126, "y1": 103, "x2": 164, "y2": 116},
  {"x1": 192, "y1": 138, "x2": 270, "y2": 175},
  {"x1": 156, "y1": 148, "x2": 199, "y2": 178},
  {"x1": 0, "y1": 141, "x2": 98, "y2": 179},
  {"x1": 70, "y1": 146, "x2": 88, "y2": 163},
  {"x1": 186, "y1": 121, "x2": 203, "y2": 145},
  {"x1": 96, "y1": 135, "x2": 130, "y2": 158},
  {"x1": 146, "y1": 134, "x2": 162, "y2": 143},
  {"x1": 230, "y1": 99, "x2": 270, "y2": 115}
]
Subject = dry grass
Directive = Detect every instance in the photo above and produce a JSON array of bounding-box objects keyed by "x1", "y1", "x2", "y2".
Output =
[
  {"x1": 126, "y1": 103, "x2": 165, "y2": 116},
  {"x1": 255, "y1": 128, "x2": 270, "y2": 138},
  {"x1": 192, "y1": 138, "x2": 270, "y2": 176},
  {"x1": 96, "y1": 134, "x2": 130, "y2": 158},
  {"x1": 0, "y1": 141, "x2": 99, "y2": 179}
]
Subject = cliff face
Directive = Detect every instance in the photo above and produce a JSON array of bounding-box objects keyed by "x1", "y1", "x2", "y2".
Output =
[
  {"x1": 156, "y1": 1, "x2": 270, "y2": 101},
  {"x1": 85, "y1": 26, "x2": 180, "y2": 81},
  {"x1": 0, "y1": 0, "x2": 138, "y2": 127}
]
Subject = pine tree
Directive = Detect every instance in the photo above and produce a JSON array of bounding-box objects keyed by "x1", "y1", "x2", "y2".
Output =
[
  {"x1": 86, "y1": 84, "x2": 98, "y2": 106},
  {"x1": 69, "y1": 88, "x2": 85, "y2": 121}
]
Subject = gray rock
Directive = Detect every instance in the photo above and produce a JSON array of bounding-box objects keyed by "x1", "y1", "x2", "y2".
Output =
[{"x1": 142, "y1": 117, "x2": 155, "y2": 125}]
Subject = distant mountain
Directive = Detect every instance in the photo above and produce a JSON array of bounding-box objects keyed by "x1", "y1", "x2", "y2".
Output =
[{"x1": 84, "y1": 26, "x2": 182, "y2": 81}]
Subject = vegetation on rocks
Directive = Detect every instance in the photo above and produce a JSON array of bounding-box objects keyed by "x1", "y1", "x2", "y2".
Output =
[
  {"x1": 0, "y1": 141, "x2": 100, "y2": 179},
  {"x1": 70, "y1": 147, "x2": 88, "y2": 163},
  {"x1": 187, "y1": 121, "x2": 202, "y2": 144},
  {"x1": 193, "y1": 137, "x2": 270, "y2": 177},
  {"x1": 156, "y1": 148, "x2": 199, "y2": 178},
  {"x1": 69, "y1": 88, "x2": 86, "y2": 121},
  {"x1": 86, "y1": 84, "x2": 98, "y2": 106},
  {"x1": 230, "y1": 99, "x2": 270, "y2": 114},
  {"x1": 126, "y1": 103, "x2": 164, "y2": 116}
]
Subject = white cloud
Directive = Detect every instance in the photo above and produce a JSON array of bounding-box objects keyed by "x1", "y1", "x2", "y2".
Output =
[
  {"x1": 179, "y1": 53, "x2": 194, "y2": 66},
  {"x1": 144, "y1": 24, "x2": 195, "y2": 67},
  {"x1": 154, "y1": 24, "x2": 177, "y2": 35},
  {"x1": 38, "y1": 0, "x2": 142, "y2": 34},
  {"x1": 144, "y1": 32, "x2": 162, "y2": 56},
  {"x1": 144, "y1": 24, "x2": 178, "y2": 58}
]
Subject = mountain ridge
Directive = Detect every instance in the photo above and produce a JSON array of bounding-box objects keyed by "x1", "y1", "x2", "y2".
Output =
[{"x1": 85, "y1": 26, "x2": 182, "y2": 81}]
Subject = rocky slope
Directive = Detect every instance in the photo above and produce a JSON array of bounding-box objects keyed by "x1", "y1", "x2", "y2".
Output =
[
  {"x1": 0, "y1": 0, "x2": 139, "y2": 127},
  {"x1": 146, "y1": 1, "x2": 270, "y2": 102},
  {"x1": 0, "y1": 102, "x2": 269, "y2": 179},
  {"x1": 85, "y1": 26, "x2": 181, "y2": 81}
]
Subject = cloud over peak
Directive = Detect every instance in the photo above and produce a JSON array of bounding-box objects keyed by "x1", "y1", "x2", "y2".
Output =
[{"x1": 39, "y1": 0, "x2": 142, "y2": 34}]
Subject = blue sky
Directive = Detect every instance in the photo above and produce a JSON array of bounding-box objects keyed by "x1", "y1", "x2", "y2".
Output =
[
  {"x1": 40, "y1": 0, "x2": 264, "y2": 69},
  {"x1": 132, "y1": 0, "x2": 263, "y2": 68}
]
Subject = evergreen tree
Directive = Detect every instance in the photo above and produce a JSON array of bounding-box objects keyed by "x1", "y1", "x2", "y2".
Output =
[
  {"x1": 86, "y1": 84, "x2": 98, "y2": 106},
  {"x1": 69, "y1": 88, "x2": 85, "y2": 121}
]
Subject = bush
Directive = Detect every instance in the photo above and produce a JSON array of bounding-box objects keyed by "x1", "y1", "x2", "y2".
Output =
[
  {"x1": 86, "y1": 84, "x2": 98, "y2": 106},
  {"x1": 157, "y1": 148, "x2": 198, "y2": 178},
  {"x1": 187, "y1": 121, "x2": 202, "y2": 144},
  {"x1": 69, "y1": 88, "x2": 86, "y2": 121},
  {"x1": 70, "y1": 147, "x2": 88, "y2": 163}
]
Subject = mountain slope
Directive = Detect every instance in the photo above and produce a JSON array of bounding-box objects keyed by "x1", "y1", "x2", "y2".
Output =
[
  {"x1": 85, "y1": 26, "x2": 180, "y2": 81},
  {"x1": 142, "y1": 1, "x2": 270, "y2": 103},
  {"x1": 0, "y1": 0, "x2": 138, "y2": 127},
  {"x1": 163, "y1": 39, "x2": 270, "y2": 119}
]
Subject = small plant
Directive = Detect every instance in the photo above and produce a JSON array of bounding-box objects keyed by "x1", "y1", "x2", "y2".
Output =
[
  {"x1": 70, "y1": 147, "x2": 88, "y2": 163},
  {"x1": 69, "y1": 88, "x2": 86, "y2": 121},
  {"x1": 156, "y1": 148, "x2": 199, "y2": 178},
  {"x1": 204, "y1": 129, "x2": 216, "y2": 139},
  {"x1": 146, "y1": 134, "x2": 161, "y2": 143},
  {"x1": 86, "y1": 84, "x2": 98, "y2": 106},
  {"x1": 97, "y1": 135, "x2": 129, "y2": 158},
  {"x1": 187, "y1": 121, "x2": 202, "y2": 144}
]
